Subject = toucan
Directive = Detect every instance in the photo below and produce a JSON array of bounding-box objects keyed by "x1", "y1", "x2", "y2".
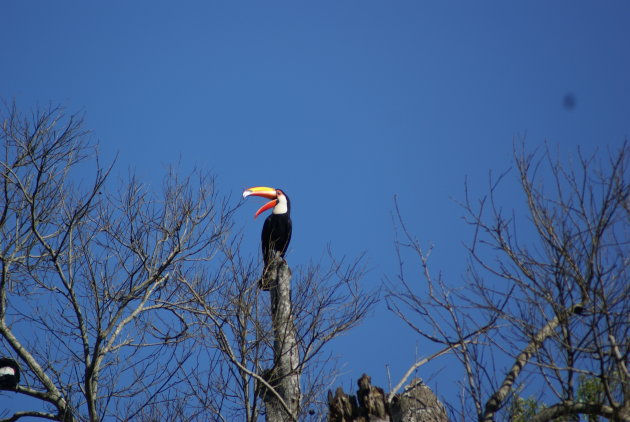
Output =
[
  {"x1": 0, "y1": 357, "x2": 20, "y2": 390},
  {"x1": 242, "y1": 187, "x2": 292, "y2": 289}
]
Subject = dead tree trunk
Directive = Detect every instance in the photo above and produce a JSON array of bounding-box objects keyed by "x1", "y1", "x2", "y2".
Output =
[
  {"x1": 328, "y1": 374, "x2": 448, "y2": 422},
  {"x1": 259, "y1": 256, "x2": 300, "y2": 422}
]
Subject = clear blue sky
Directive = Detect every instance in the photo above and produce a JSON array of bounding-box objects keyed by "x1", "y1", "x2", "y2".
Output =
[{"x1": 2, "y1": 1, "x2": 629, "y2": 417}]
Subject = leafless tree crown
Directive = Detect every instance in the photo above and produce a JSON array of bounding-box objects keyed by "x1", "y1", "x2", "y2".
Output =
[
  {"x1": 0, "y1": 104, "x2": 376, "y2": 422},
  {"x1": 0, "y1": 104, "x2": 234, "y2": 421},
  {"x1": 387, "y1": 142, "x2": 629, "y2": 422}
]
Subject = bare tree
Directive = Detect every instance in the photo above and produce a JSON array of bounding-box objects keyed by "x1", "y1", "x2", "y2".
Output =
[
  {"x1": 387, "y1": 142, "x2": 629, "y2": 421},
  {"x1": 0, "y1": 104, "x2": 235, "y2": 421},
  {"x1": 0, "y1": 102, "x2": 377, "y2": 421},
  {"x1": 171, "y1": 241, "x2": 377, "y2": 421}
]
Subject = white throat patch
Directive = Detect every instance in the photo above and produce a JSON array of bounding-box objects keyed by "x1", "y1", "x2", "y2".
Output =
[
  {"x1": 273, "y1": 195, "x2": 288, "y2": 214},
  {"x1": 0, "y1": 367, "x2": 15, "y2": 376}
]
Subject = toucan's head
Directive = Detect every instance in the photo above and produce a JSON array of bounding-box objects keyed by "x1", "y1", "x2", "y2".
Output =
[{"x1": 242, "y1": 187, "x2": 290, "y2": 218}]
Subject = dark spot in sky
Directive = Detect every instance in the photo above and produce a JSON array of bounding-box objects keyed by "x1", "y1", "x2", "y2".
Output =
[{"x1": 563, "y1": 93, "x2": 577, "y2": 111}]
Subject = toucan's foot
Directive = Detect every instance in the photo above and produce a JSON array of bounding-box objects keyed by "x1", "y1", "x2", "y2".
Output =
[
  {"x1": 259, "y1": 255, "x2": 287, "y2": 290},
  {"x1": 258, "y1": 276, "x2": 271, "y2": 291}
]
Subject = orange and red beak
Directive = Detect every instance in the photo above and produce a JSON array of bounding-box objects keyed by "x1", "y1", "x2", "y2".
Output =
[{"x1": 242, "y1": 186, "x2": 279, "y2": 218}]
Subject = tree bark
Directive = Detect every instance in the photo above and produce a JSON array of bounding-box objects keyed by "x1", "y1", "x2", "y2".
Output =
[
  {"x1": 328, "y1": 374, "x2": 448, "y2": 422},
  {"x1": 260, "y1": 256, "x2": 300, "y2": 422}
]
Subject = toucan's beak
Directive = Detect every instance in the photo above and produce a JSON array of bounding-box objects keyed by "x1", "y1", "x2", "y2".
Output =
[{"x1": 243, "y1": 186, "x2": 278, "y2": 219}]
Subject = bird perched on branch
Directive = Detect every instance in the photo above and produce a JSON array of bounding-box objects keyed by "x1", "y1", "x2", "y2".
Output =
[
  {"x1": 0, "y1": 357, "x2": 20, "y2": 390},
  {"x1": 243, "y1": 187, "x2": 292, "y2": 289}
]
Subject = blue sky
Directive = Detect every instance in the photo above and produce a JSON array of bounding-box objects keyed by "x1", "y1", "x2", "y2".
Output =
[{"x1": 2, "y1": 0, "x2": 629, "y2": 416}]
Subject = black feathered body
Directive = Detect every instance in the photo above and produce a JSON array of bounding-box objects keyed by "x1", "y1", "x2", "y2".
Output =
[{"x1": 261, "y1": 213, "x2": 292, "y2": 271}]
